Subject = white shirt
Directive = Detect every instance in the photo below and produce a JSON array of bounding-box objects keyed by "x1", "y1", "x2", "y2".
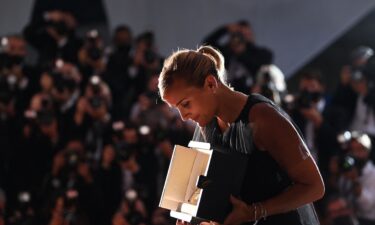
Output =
[
  {"x1": 355, "y1": 161, "x2": 375, "y2": 220},
  {"x1": 305, "y1": 99, "x2": 326, "y2": 162},
  {"x1": 350, "y1": 95, "x2": 375, "y2": 136}
]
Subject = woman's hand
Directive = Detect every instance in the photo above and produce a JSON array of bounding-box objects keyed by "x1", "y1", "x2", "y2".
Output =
[
  {"x1": 223, "y1": 195, "x2": 252, "y2": 225},
  {"x1": 176, "y1": 219, "x2": 190, "y2": 225}
]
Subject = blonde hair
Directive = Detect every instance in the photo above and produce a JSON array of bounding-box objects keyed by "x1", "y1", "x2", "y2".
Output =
[{"x1": 158, "y1": 45, "x2": 226, "y2": 98}]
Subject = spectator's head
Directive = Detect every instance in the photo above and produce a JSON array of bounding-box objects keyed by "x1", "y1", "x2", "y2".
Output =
[
  {"x1": 101, "y1": 144, "x2": 116, "y2": 166},
  {"x1": 295, "y1": 69, "x2": 324, "y2": 108},
  {"x1": 44, "y1": 10, "x2": 77, "y2": 38},
  {"x1": 350, "y1": 46, "x2": 373, "y2": 68},
  {"x1": 298, "y1": 69, "x2": 324, "y2": 94},
  {"x1": 0, "y1": 35, "x2": 27, "y2": 70},
  {"x1": 338, "y1": 131, "x2": 372, "y2": 161},
  {"x1": 136, "y1": 31, "x2": 154, "y2": 49},
  {"x1": 85, "y1": 75, "x2": 111, "y2": 112},
  {"x1": 348, "y1": 132, "x2": 372, "y2": 169},
  {"x1": 228, "y1": 31, "x2": 247, "y2": 55},
  {"x1": 80, "y1": 29, "x2": 105, "y2": 63},
  {"x1": 136, "y1": 31, "x2": 162, "y2": 70},
  {"x1": 237, "y1": 20, "x2": 254, "y2": 43},
  {"x1": 113, "y1": 25, "x2": 132, "y2": 52},
  {"x1": 1, "y1": 35, "x2": 27, "y2": 59}
]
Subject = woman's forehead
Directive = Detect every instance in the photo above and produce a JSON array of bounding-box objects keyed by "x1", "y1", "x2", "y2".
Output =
[{"x1": 163, "y1": 81, "x2": 198, "y2": 106}]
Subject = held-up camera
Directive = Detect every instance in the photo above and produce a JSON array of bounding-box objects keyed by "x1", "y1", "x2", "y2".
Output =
[
  {"x1": 86, "y1": 29, "x2": 103, "y2": 61},
  {"x1": 296, "y1": 90, "x2": 322, "y2": 109},
  {"x1": 88, "y1": 75, "x2": 104, "y2": 109},
  {"x1": 123, "y1": 189, "x2": 145, "y2": 225},
  {"x1": 35, "y1": 97, "x2": 55, "y2": 126}
]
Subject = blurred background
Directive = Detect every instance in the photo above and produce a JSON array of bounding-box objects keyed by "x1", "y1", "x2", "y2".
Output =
[{"x1": 1, "y1": 1, "x2": 375, "y2": 225}]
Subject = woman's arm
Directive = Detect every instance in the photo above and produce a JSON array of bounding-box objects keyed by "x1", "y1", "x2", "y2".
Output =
[
  {"x1": 250, "y1": 102, "x2": 325, "y2": 216},
  {"x1": 223, "y1": 102, "x2": 324, "y2": 225}
]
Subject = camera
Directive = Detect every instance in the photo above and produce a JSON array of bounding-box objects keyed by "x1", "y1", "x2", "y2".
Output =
[
  {"x1": 7, "y1": 191, "x2": 34, "y2": 225},
  {"x1": 64, "y1": 150, "x2": 81, "y2": 172},
  {"x1": 296, "y1": 90, "x2": 322, "y2": 109},
  {"x1": 114, "y1": 141, "x2": 136, "y2": 161},
  {"x1": 87, "y1": 46, "x2": 103, "y2": 61},
  {"x1": 51, "y1": 71, "x2": 76, "y2": 93},
  {"x1": 88, "y1": 76, "x2": 104, "y2": 109},
  {"x1": 85, "y1": 30, "x2": 103, "y2": 61},
  {"x1": 37, "y1": 97, "x2": 55, "y2": 125},
  {"x1": 350, "y1": 68, "x2": 365, "y2": 81},
  {"x1": 123, "y1": 189, "x2": 145, "y2": 225},
  {"x1": 338, "y1": 155, "x2": 357, "y2": 173},
  {"x1": 230, "y1": 32, "x2": 246, "y2": 45}
]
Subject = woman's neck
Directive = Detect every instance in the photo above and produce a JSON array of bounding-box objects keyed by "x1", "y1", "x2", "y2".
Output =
[{"x1": 215, "y1": 85, "x2": 248, "y2": 128}]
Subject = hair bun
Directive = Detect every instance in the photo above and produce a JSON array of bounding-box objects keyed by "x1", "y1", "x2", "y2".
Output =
[{"x1": 197, "y1": 46, "x2": 225, "y2": 80}]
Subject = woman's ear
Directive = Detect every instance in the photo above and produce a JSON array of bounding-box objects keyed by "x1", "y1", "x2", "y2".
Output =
[{"x1": 205, "y1": 74, "x2": 218, "y2": 90}]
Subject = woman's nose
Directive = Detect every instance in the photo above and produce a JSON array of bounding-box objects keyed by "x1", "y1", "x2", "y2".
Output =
[{"x1": 178, "y1": 109, "x2": 189, "y2": 121}]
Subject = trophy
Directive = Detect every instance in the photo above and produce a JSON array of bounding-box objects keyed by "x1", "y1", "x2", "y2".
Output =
[{"x1": 159, "y1": 141, "x2": 248, "y2": 224}]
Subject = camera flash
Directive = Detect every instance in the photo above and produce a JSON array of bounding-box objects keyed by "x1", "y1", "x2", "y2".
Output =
[{"x1": 56, "y1": 59, "x2": 64, "y2": 68}]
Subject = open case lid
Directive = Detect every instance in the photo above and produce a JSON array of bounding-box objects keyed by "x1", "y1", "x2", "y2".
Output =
[{"x1": 159, "y1": 141, "x2": 212, "y2": 213}]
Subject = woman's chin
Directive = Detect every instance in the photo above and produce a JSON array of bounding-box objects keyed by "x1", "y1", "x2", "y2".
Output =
[{"x1": 195, "y1": 119, "x2": 206, "y2": 127}]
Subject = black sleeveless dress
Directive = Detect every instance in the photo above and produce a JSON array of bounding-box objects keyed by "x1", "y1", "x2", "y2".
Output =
[{"x1": 192, "y1": 94, "x2": 320, "y2": 225}]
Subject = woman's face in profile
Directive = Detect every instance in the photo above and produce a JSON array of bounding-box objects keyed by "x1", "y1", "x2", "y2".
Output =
[{"x1": 162, "y1": 78, "x2": 216, "y2": 127}]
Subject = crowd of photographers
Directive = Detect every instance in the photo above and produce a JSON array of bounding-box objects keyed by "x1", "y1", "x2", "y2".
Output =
[{"x1": 1, "y1": 10, "x2": 375, "y2": 225}]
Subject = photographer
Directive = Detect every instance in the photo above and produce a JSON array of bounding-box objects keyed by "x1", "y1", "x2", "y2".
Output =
[
  {"x1": 130, "y1": 74, "x2": 168, "y2": 130},
  {"x1": 7, "y1": 191, "x2": 36, "y2": 225},
  {"x1": 202, "y1": 21, "x2": 273, "y2": 94},
  {"x1": 13, "y1": 95, "x2": 66, "y2": 200},
  {"x1": 0, "y1": 36, "x2": 40, "y2": 189},
  {"x1": 77, "y1": 30, "x2": 107, "y2": 88},
  {"x1": 23, "y1": 10, "x2": 82, "y2": 67},
  {"x1": 251, "y1": 64, "x2": 287, "y2": 105},
  {"x1": 105, "y1": 25, "x2": 136, "y2": 119},
  {"x1": 30, "y1": 60, "x2": 81, "y2": 136},
  {"x1": 128, "y1": 31, "x2": 163, "y2": 97},
  {"x1": 38, "y1": 141, "x2": 100, "y2": 225},
  {"x1": 111, "y1": 120, "x2": 160, "y2": 213},
  {"x1": 133, "y1": 31, "x2": 163, "y2": 76},
  {"x1": 112, "y1": 189, "x2": 147, "y2": 225},
  {"x1": 48, "y1": 190, "x2": 90, "y2": 225},
  {"x1": 290, "y1": 70, "x2": 339, "y2": 176},
  {"x1": 94, "y1": 144, "x2": 122, "y2": 225},
  {"x1": 73, "y1": 75, "x2": 112, "y2": 163},
  {"x1": 0, "y1": 35, "x2": 40, "y2": 118},
  {"x1": 332, "y1": 131, "x2": 375, "y2": 225},
  {"x1": 331, "y1": 46, "x2": 375, "y2": 161}
]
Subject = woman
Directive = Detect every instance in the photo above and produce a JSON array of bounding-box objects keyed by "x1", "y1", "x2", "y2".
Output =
[{"x1": 158, "y1": 46, "x2": 324, "y2": 225}]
